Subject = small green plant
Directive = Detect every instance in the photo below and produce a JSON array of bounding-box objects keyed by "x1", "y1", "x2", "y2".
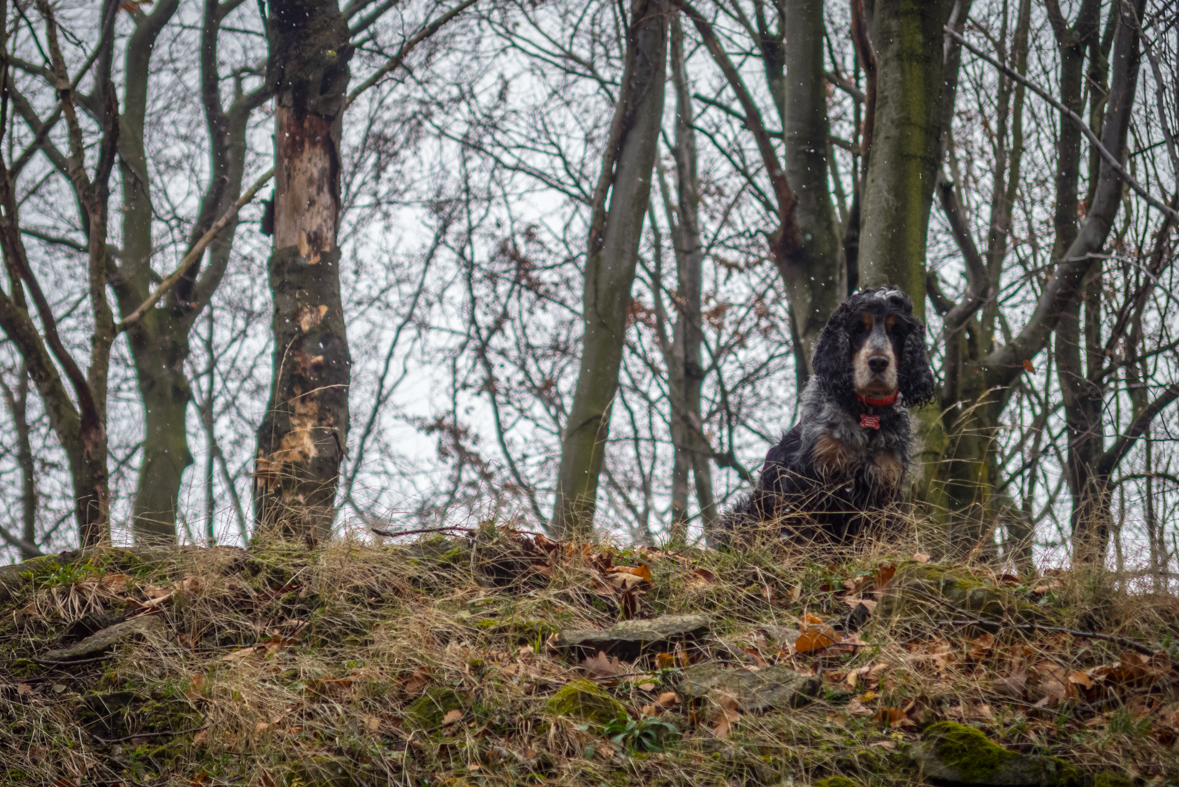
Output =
[
  {"x1": 604, "y1": 714, "x2": 679, "y2": 753},
  {"x1": 38, "y1": 560, "x2": 101, "y2": 588}
]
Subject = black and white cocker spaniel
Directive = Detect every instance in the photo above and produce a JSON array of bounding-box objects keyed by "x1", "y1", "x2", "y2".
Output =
[{"x1": 718, "y1": 286, "x2": 935, "y2": 548}]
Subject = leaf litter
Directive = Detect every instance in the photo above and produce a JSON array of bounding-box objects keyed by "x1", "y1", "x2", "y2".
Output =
[{"x1": 0, "y1": 529, "x2": 1176, "y2": 785}]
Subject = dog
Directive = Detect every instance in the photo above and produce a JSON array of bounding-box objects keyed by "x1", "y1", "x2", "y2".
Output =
[{"x1": 716, "y1": 286, "x2": 935, "y2": 549}]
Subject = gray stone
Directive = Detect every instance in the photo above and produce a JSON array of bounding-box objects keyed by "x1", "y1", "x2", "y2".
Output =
[
  {"x1": 761, "y1": 625, "x2": 802, "y2": 647},
  {"x1": 553, "y1": 614, "x2": 710, "y2": 658},
  {"x1": 679, "y1": 662, "x2": 820, "y2": 712},
  {"x1": 42, "y1": 615, "x2": 166, "y2": 662}
]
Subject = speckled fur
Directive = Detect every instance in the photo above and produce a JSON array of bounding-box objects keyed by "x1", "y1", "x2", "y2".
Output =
[{"x1": 717, "y1": 286, "x2": 935, "y2": 549}]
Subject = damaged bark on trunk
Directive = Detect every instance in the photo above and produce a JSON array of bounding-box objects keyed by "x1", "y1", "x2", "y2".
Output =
[{"x1": 254, "y1": 0, "x2": 353, "y2": 544}]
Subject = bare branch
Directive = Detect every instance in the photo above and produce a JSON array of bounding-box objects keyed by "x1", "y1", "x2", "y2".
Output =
[{"x1": 115, "y1": 166, "x2": 274, "y2": 334}]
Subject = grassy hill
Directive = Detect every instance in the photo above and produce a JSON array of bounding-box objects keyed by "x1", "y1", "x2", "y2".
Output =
[{"x1": 1, "y1": 524, "x2": 1177, "y2": 786}]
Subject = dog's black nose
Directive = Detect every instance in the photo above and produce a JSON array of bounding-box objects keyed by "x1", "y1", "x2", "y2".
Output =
[{"x1": 868, "y1": 355, "x2": 890, "y2": 373}]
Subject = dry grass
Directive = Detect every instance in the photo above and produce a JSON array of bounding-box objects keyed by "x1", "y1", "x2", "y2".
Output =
[{"x1": 1, "y1": 524, "x2": 1177, "y2": 786}]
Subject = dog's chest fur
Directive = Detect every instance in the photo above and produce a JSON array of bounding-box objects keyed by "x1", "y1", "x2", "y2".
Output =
[{"x1": 800, "y1": 384, "x2": 910, "y2": 498}]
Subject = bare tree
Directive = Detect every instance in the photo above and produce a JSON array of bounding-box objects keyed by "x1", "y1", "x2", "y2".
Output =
[{"x1": 551, "y1": 0, "x2": 669, "y2": 539}]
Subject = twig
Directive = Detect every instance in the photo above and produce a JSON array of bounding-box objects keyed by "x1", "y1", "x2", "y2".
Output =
[
  {"x1": 370, "y1": 525, "x2": 474, "y2": 538},
  {"x1": 945, "y1": 25, "x2": 1179, "y2": 224},
  {"x1": 939, "y1": 620, "x2": 1157, "y2": 656},
  {"x1": 88, "y1": 724, "x2": 206, "y2": 745},
  {"x1": 115, "y1": 166, "x2": 275, "y2": 333}
]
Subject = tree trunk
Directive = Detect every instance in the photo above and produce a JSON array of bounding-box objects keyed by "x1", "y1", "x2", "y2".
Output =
[
  {"x1": 254, "y1": 0, "x2": 353, "y2": 544},
  {"x1": 0, "y1": 0, "x2": 121, "y2": 548},
  {"x1": 776, "y1": 0, "x2": 845, "y2": 377},
  {"x1": 0, "y1": 363, "x2": 38, "y2": 559},
  {"x1": 550, "y1": 0, "x2": 668, "y2": 540},
  {"x1": 664, "y1": 13, "x2": 714, "y2": 544},
  {"x1": 859, "y1": 0, "x2": 954, "y2": 301}
]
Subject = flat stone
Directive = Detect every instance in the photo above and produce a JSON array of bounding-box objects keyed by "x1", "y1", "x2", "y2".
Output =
[
  {"x1": 679, "y1": 662, "x2": 820, "y2": 712},
  {"x1": 42, "y1": 615, "x2": 165, "y2": 662},
  {"x1": 919, "y1": 721, "x2": 1082, "y2": 786},
  {"x1": 553, "y1": 614, "x2": 710, "y2": 659},
  {"x1": 761, "y1": 625, "x2": 802, "y2": 647}
]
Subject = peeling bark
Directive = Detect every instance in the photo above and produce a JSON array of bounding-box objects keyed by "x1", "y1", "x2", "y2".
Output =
[{"x1": 254, "y1": 0, "x2": 353, "y2": 544}]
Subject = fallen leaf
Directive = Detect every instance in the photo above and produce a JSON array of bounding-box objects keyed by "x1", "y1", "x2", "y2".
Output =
[
  {"x1": 912, "y1": 553, "x2": 930, "y2": 564},
  {"x1": 404, "y1": 669, "x2": 430, "y2": 696},
  {"x1": 842, "y1": 595, "x2": 877, "y2": 612},
  {"x1": 16, "y1": 683, "x2": 32, "y2": 696},
  {"x1": 871, "y1": 739, "x2": 897, "y2": 750},
  {"x1": 875, "y1": 563, "x2": 898, "y2": 589},
  {"x1": 193, "y1": 729, "x2": 210, "y2": 745},
  {"x1": 871, "y1": 706, "x2": 908, "y2": 727},
  {"x1": 222, "y1": 646, "x2": 260, "y2": 662},
  {"x1": 364, "y1": 715, "x2": 380, "y2": 732},
  {"x1": 655, "y1": 652, "x2": 675, "y2": 670},
  {"x1": 1069, "y1": 671, "x2": 1093, "y2": 690},
  {"x1": 186, "y1": 674, "x2": 205, "y2": 699},
  {"x1": 441, "y1": 709, "x2": 463, "y2": 726},
  {"x1": 583, "y1": 650, "x2": 627, "y2": 679},
  {"x1": 1023, "y1": 359, "x2": 1036, "y2": 373},
  {"x1": 711, "y1": 694, "x2": 740, "y2": 738},
  {"x1": 993, "y1": 670, "x2": 1028, "y2": 699},
  {"x1": 795, "y1": 625, "x2": 842, "y2": 654},
  {"x1": 655, "y1": 691, "x2": 679, "y2": 708},
  {"x1": 637, "y1": 682, "x2": 656, "y2": 691},
  {"x1": 803, "y1": 613, "x2": 824, "y2": 626},
  {"x1": 1032, "y1": 577, "x2": 1061, "y2": 594}
]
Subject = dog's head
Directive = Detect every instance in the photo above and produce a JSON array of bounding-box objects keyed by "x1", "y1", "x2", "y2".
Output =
[{"x1": 811, "y1": 286, "x2": 935, "y2": 408}]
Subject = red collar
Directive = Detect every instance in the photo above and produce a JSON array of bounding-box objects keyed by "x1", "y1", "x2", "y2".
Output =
[{"x1": 856, "y1": 390, "x2": 899, "y2": 407}]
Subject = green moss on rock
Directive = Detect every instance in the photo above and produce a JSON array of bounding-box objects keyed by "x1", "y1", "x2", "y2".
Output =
[
  {"x1": 879, "y1": 563, "x2": 1043, "y2": 629},
  {"x1": 922, "y1": 722, "x2": 1081, "y2": 786},
  {"x1": 404, "y1": 686, "x2": 465, "y2": 730},
  {"x1": 543, "y1": 678, "x2": 626, "y2": 724},
  {"x1": 1092, "y1": 774, "x2": 1133, "y2": 787},
  {"x1": 925, "y1": 722, "x2": 1020, "y2": 782}
]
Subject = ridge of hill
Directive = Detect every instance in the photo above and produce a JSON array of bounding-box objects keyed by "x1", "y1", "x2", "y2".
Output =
[{"x1": 1, "y1": 525, "x2": 1177, "y2": 786}]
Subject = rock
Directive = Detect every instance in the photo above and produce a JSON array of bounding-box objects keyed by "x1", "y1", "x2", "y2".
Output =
[
  {"x1": 761, "y1": 625, "x2": 802, "y2": 648},
  {"x1": 919, "y1": 721, "x2": 1082, "y2": 786},
  {"x1": 553, "y1": 614, "x2": 710, "y2": 659},
  {"x1": 543, "y1": 678, "x2": 626, "y2": 724},
  {"x1": 404, "y1": 686, "x2": 465, "y2": 730},
  {"x1": 879, "y1": 563, "x2": 1042, "y2": 632},
  {"x1": 41, "y1": 615, "x2": 166, "y2": 662},
  {"x1": 679, "y1": 662, "x2": 820, "y2": 712}
]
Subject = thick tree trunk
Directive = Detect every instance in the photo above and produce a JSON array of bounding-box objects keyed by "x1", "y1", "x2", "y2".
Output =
[
  {"x1": 859, "y1": 0, "x2": 954, "y2": 302},
  {"x1": 551, "y1": 0, "x2": 668, "y2": 540},
  {"x1": 254, "y1": 0, "x2": 353, "y2": 544}
]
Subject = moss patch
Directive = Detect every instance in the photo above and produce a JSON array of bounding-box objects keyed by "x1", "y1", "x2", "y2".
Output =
[
  {"x1": 1092, "y1": 774, "x2": 1133, "y2": 787},
  {"x1": 404, "y1": 686, "x2": 465, "y2": 730},
  {"x1": 922, "y1": 722, "x2": 1081, "y2": 786},
  {"x1": 543, "y1": 678, "x2": 625, "y2": 725}
]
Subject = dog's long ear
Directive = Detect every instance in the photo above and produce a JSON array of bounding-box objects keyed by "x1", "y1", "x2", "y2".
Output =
[
  {"x1": 899, "y1": 319, "x2": 935, "y2": 407},
  {"x1": 811, "y1": 303, "x2": 854, "y2": 402}
]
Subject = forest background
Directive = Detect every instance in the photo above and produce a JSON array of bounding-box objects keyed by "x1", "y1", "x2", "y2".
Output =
[{"x1": 0, "y1": 0, "x2": 1175, "y2": 585}]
